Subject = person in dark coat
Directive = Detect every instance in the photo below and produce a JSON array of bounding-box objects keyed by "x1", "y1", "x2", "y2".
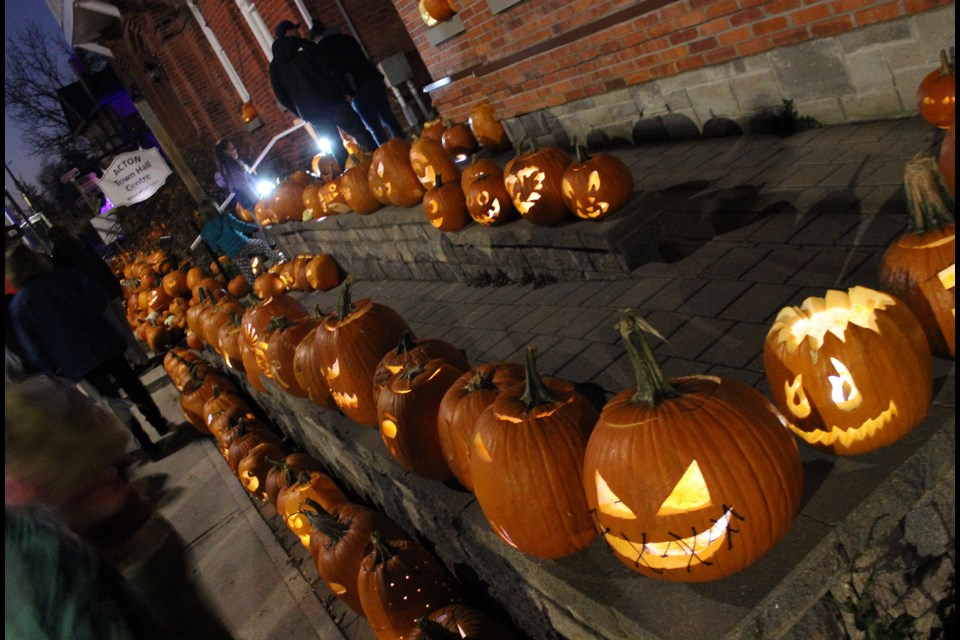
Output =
[
  {"x1": 5, "y1": 244, "x2": 172, "y2": 461},
  {"x1": 268, "y1": 19, "x2": 375, "y2": 169},
  {"x1": 214, "y1": 138, "x2": 260, "y2": 212},
  {"x1": 309, "y1": 20, "x2": 404, "y2": 146},
  {"x1": 47, "y1": 225, "x2": 149, "y2": 368}
]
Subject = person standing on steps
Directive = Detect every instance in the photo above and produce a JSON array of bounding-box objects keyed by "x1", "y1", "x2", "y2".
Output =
[
  {"x1": 269, "y1": 19, "x2": 375, "y2": 170},
  {"x1": 309, "y1": 19, "x2": 404, "y2": 146}
]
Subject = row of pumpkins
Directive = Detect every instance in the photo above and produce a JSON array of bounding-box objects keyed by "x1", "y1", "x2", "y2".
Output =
[
  {"x1": 162, "y1": 349, "x2": 516, "y2": 640},
  {"x1": 114, "y1": 248, "x2": 343, "y2": 354},
  {"x1": 167, "y1": 140, "x2": 952, "y2": 585},
  {"x1": 242, "y1": 102, "x2": 636, "y2": 232}
]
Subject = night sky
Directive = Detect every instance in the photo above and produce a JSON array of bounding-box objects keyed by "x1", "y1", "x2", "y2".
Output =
[{"x1": 5, "y1": 0, "x2": 74, "y2": 191}]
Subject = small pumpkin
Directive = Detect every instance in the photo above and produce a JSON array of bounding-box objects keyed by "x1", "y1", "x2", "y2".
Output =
[
  {"x1": 305, "y1": 254, "x2": 340, "y2": 291},
  {"x1": 917, "y1": 50, "x2": 956, "y2": 129},
  {"x1": 421, "y1": 0, "x2": 455, "y2": 23},
  {"x1": 422, "y1": 174, "x2": 470, "y2": 232},
  {"x1": 340, "y1": 157, "x2": 382, "y2": 215},
  {"x1": 468, "y1": 102, "x2": 511, "y2": 153},
  {"x1": 263, "y1": 453, "x2": 325, "y2": 507},
  {"x1": 460, "y1": 155, "x2": 503, "y2": 194},
  {"x1": 471, "y1": 346, "x2": 598, "y2": 558},
  {"x1": 369, "y1": 139, "x2": 425, "y2": 207},
  {"x1": 410, "y1": 137, "x2": 461, "y2": 191},
  {"x1": 441, "y1": 123, "x2": 478, "y2": 160},
  {"x1": 879, "y1": 154, "x2": 955, "y2": 357},
  {"x1": 227, "y1": 274, "x2": 251, "y2": 298},
  {"x1": 465, "y1": 172, "x2": 516, "y2": 226},
  {"x1": 162, "y1": 269, "x2": 189, "y2": 298},
  {"x1": 238, "y1": 442, "x2": 287, "y2": 501},
  {"x1": 561, "y1": 145, "x2": 634, "y2": 220},
  {"x1": 763, "y1": 286, "x2": 933, "y2": 455},
  {"x1": 421, "y1": 118, "x2": 446, "y2": 143},
  {"x1": 584, "y1": 310, "x2": 803, "y2": 581}
]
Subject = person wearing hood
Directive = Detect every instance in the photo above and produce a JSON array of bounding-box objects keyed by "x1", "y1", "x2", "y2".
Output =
[
  {"x1": 269, "y1": 20, "x2": 375, "y2": 168},
  {"x1": 197, "y1": 198, "x2": 281, "y2": 285},
  {"x1": 309, "y1": 20, "x2": 404, "y2": 146}
]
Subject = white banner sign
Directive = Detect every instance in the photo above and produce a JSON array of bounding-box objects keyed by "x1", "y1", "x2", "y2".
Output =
[{"x1": 98, "y1": 147, "x2": 172, "y2": 206}]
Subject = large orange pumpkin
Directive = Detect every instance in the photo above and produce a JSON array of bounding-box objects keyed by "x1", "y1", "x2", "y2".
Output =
[
  {"x1": 368, "y1": 139, "x2": 425, "y2": 207},
  {"x1": 410, "y1": 136, "x2": 461, "y2": 191},
  {"x1": 422, "y1": 175, "x2": 470, "y2": 232},
  {"x1": 504, "y1": 142, "x2": 572, "y2": 226},
  {"x1": 468, "y1": 102, "x2": 511, "y2": 153},
  {"x1": 340, "y1": 159, "x2": 381, "y2": 215},
  {"x1": 585, "y1": 310, "x2": 803, "y2": 582},
  {"x1": 465, "y1": 172, "x2": 516, "y2": 226},
  {"x1": 561, "y1": 145, "x2": 634, "y2": 220}
]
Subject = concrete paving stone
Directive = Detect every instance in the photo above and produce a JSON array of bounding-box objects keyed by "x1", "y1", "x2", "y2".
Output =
[
  {"x1": 586, "y1": 351, "x2": 635, "y2": 392},
  {"x1": 527, "y1": 337, "x2": 589, "y2": 377},
  {"x1": 473, "y1": 283, "x2": 539, "y2": 305},
  {"x1": 457, "y1": 302, "x2": 498, "y2": 328},
  {"x1": 658, "y1": 356, "x2": 709, "y2": 378},
  {"x1": 705, "y1": 364, "x2": 765, "y2": 387},
  {"x1": 640, "y1": 276, "x2": 707, "y2": 312},
  {"x1": 501, "y1": 333, "x2": 563, "y2": 365},
  {"x1": 465, "y1": 304, "x2": 516, "y2": 332},
  {"x1": 678, "y1": 278, "x2": 753, "y2": 317},
  {"x1": 742, "y1": 244, "x2": 818, "y2": 283},
  {"x1": 442, "y1": 326, "x2": 485, "y2": 353},
  {"x1": 698, "y1": 320, "x2": 769, "y2": 369},
  {"x1": 839, "y1": 252, "x2": 885, "y2": 290},
  {"x1": 701, "y1": 245, "x2": 771, "y2": 280},
  {"x1": 837, "y1": 212, "x2": 907, "y2": 247},
  {"x1": 787, "y1": 213, "x2": 861, "y2": 245},
  {"x1": 719, "y1": 281, "x2": 806, "y2": 325},
  {"x1": 461, "y1": 329, "x2": 512, "y2": 364},
  {"x1": 855, "y1": 184, "x2": 905, "y2": 215},
  {"x1": 788, "y1": 247, "x2": 874, "y2": 288},
  {"x1": 578, "y1": 279, "x2": 639, "y2": 307},
  {"x1": 747, "y1": 351, "x2": 768, "y2": 375},
  {"x1": 778, "y1": 163, "x2": 839, "y2": 188},
  {"x1": 556, "y1": 341, "x2": 626, "y2": 389},
  {"x1": 517, "y1": 281, "x2": 571, "y2": 306},
  {"x1": 655, "y1": 316, "x2": 735, "y2": 361},
  {"x1": 509, "y1": 304, "x2": 563, "y2": 335},
  {"x1": 861, "y1": 157, "x2": 913, "y2": 186},
  {"x1": 554, "y1": 306, "x2": 615, "y2": 339}
]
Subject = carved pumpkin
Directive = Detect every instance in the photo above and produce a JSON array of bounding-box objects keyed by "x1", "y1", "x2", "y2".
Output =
[
  {"x1": 240, "y1": 293, "x2": 308, "y2": 388},
  {"x1": 226, "y1": 425, "x2": 286, "y2": 475},
  {"x1": 320, "y1": 177, "x2": 351, "y2": 215},
  {"x1": 468, "y1": 102, "x2": 510, "y2": 153},
  {"x1": 161, "y1": 269, "x2": 189, "y2": 298},
  {"x1": 303, "y1": 499, "x2": 407, "y2": 615},
  {"x1": 460, "y1": 155, "x2": 503, "y2": 193},
  {"x1": 301, "y1": 254, "x2": 338, "y2": 292},
  {"x1": 253, "y1": 273, "x2": 285, "y2": 300},
  {"x1": 302, "y1": 183, "x2": 323, "y2": 220},
  {"x1": 584, "y1": 310, "x2": 803, "y2": 581},
  {"x1": 918, "y1": 50, "x2": 956, "y2": 129},
  {"x1": 410, "y1": 137, "x2": 461, "y2": 191},
  {"x1": 764, "y1": 286, "x2": 933, "y2": 455},
  {"x1": 263, "y1": 453, "x2": 325, "y2": 507},
  {"x1": 369, "y1": 139, "x2": 425, "y2": 207},
  {"x1": 276, "y1": 470, "x2": 348, "y2": 548},
  {"x1": 471, "y1": 346, "x2": 598, "y2": 558},
  {"x1": 358, "y1": 533, "x2": 463, "y2": 640},
  {"x1": 879, "y1": 155, "x2": 955, "y2": 357},
  {"x1": 311, "y1": 153, "x2": 341, "y2": 183},
  {"x1": 423, "y1": 175, "x2": 470, "y2": 232},
  {"x1": 372, "y1": 332, "x2": 470, "y2": 399},
  {"x1": 421, "y1": 118, "x2": 446, "y2": 143},
  {"x1": 217, "y1": 415, "x2": 274, "y2": 460},
  {"x1": 293, "y1": 318, "x2": 338, "y2": 410},
  {"x1": 377, "y1": 358, "x2": 465, "y2": 481},
  {"x1": 180, "y1": 371, "x2": 239, "y2": 435},
  {"x1": 202, "y1": 386, "x2": 252, "y2": 441},
  {"x1": 561, "y1": 145, "x2": 634, "y2": 220},
  {"x1": 227, "y1": 274, "x2": 251, "y2": 298},
  {"x1": 503, "y1": 142, "x2": 572, "y2": 226},
  {"x1": 313, "y1": 278, "x2": 411, "y2": 426},
  {"x1": 441, "y1": 123, "x2": 478, "y2": 161},
  {"x1": 201, "y1": 296, "x2": 245, "y2": 353},
  {"x1": 217, "y1": 313, "x2": 245, "y2": 369},
  {"x1": 265, "y1": 315, "x2": 320, "y2": 398},
  {"x1": 465, "y1": 172, "x2": 517, "y2": 226},
  {"x1": 411, "y1": 604, "x2": 517, "y2": 640},
  {"x1": 238, "y1": 442, "x2": 287, "y2": 501},
  {"x1": 340, "y1": 160, "x2": 381, "y2": 215},
  {"x1": 268, "y1": 179, "x2": 305, "y2": 222},
  {"x1": 437, "y1": 362, "x2": 524, "y2": 493}
]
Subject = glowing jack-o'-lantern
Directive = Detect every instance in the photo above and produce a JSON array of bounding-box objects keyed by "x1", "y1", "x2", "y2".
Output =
[
  {"x1": 503, "y1": 142, "x2": 572, "y2": 226},
  {"x1": 311, "y1": 153, "x2": 341, "y2": 182},
  {"x1": 561, "y1": 145, "x2": 634, "y2": 220},
  {"x1": 340, "y1": 158, "x2": 381, "y2": 215},
  {"x1": 240, "y1": 101, "x2": 258, "y2": 123},
  {"x1": 469, "y1": 102, "x2": 511, "y2": 154},
  {"x1": 320, "y1": 177, "x2": 351, "y2": 215},
  {"x1": 879, "y1": 155, "x2": 955, "y2": 357},
  {"x1": 583, "y1": 310, "x2": 803, "y2": 581},
  {"x1": 471, "y1": 346, "x2": 598, "y2": 558},
  {"x1": 465, "y1": 172, "x2": 516, "y2": 226},
  {"x1": 313, "y1": 277, "x2": 411, "y2": 426},
  {"x1": 410, "y1": 136, "x2": 460, "y2": 190},
  {"x1": 422, "y1": 174, "x2": 469, "y2": 232},
  {"x1": 368, "y1": 139, "x2": 424, "y2": 207},
  {"x1": 917, "y1": 50, "x2": 955, "y2": 129},
  {"x1": 764, "y1": 286, "x2": 932, "y2": 455}
]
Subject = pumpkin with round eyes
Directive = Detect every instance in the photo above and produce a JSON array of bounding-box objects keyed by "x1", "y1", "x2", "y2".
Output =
[
  {"x1": 319, "y1": 177, "x2": 351, "y2": 216},
  {"x1": 422, "y1": 174, "x2": 470, "y2": 232},
  {"x1": 465, "y1": 172, "x2": 516, "y2": 226},
  {"x1": 584, "y1": 310, "x2": 803, "y2": 581},
  {"x1": 503, "y1": 142, "x2": 572, "y2": 226},
  {"x1": 313, "y1": 277, "x2": 412, "y2": 426},
  {"x1": 879, "y1": 155, "x2": 955, "y2": 358},
  {"x1": 561, "y1": 145, "x2": 634, "y2": 220},
  {"x1": 471, "y1": 346, "x2": 598, "y2": 559},
  {"x1": 763, "y1": 286, "x2": 932, "y2": 455}
]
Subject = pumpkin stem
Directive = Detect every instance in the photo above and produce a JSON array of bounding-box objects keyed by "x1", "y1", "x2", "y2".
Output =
[
  {"x1": 463, "y1": 368, "x2": 496, "y2": 393},
  {"x1": 939, "y1": 49, "x2": 953, "y2": 75},
  {"x1": 618, "y1": 309, "x2": 682, "y2": 406},
  {"x1": 434, "y1": 173, "x2": 444, "y2": 189},
  {"x1": 263, "y1": 456, "x2": 285, "y2": 470},
  {"x1": 369, "y1": 531, "x2": 397, "y2": 567},
  {"x1": 518, "y1": 346, "x2": 558, "y2": 411},
  {"x1": 399, "y1": 362, "x2": 429, "y2": 382},
  {"x1": 574, "y1": 144, "x2": 592, "y2": 164},
  {"x1": 266, "y1": 314, "x2": 293, "y2": 333},
  {"x1": 415, "y1": 616, "x2": 460, "y2": 640},
  {"x1": 336, "y1": 276, "x2": 355, "y2": 321},
  {"x1": 282, "y1": 464, "x2": 295, "y2": 487},
  {"x1": 300, "y1": 497, "x2": 349, "y2": 543},
  {"x1": 394, "y1": 332, "x2": 416, "y2": 355},
  {"x1": 229, "y1": 312, "x2": 242, "y2": 326},
  {"x1": 904, "y1": 154, "x2": 955, "y2": 234}
]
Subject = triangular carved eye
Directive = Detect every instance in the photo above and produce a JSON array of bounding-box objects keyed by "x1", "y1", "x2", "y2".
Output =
[
  {"x1": 594, "y1": 470, "x2": 636, "y2": 519},
  {"x1": 657, "y1": 460, "x2": 711, "y2": 516}
]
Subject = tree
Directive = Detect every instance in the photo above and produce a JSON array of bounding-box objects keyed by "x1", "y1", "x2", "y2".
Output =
[{"x1": 4, "y1": 21, "x2": 106, "y2": 156}]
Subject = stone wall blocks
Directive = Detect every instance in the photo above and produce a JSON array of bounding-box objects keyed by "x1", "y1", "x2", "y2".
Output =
[
  {"x1": 771, "y1": 39, "x2": 854, "y2": 102},
  {"x1": 628, "y1": 84, "x2": 668, "y2": 116},
  {"x1": 791, "y1": 97, "x2": 846, "y2": 126},
  {"x1": 840, "y1": 20, "x2": 912, "y2": 53},
  {"x1": 687, "y1": 81, "x2": 741, "y2": 125},
  {"x1": 845, "y1": 50, "x2": 896, "y2": 94},
  {"x1": 840, "y1": 90, "x2": 909, "y2": 123},
  {"x1": 662, "y1": 88, "x2": 694, "y2": 112},
  {"x1": 910, "y1": 7, "x2": 956, "y2": 63},
  {"x1": 658, "y1": 69, "x2": 707, "y2": 96},
  {"x1": 731, "y1": 71, "x2": 785, "y2": 113}
]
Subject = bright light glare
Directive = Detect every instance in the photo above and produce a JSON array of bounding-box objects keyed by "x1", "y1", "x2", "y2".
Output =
[
  {"x1": 317, "y1": 137, "x2": 333, "y2": 156},
  {"x1": 255, "y1": 179, "x2": 276, "y2": 197}
]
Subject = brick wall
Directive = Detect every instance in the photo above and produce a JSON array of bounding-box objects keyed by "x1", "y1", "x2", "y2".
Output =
[{"x1": 397, "y1": 0, "x2": 955, "y2": 123}]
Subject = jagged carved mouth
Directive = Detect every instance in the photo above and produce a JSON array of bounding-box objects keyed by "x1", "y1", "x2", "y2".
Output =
[{"x1": 788, "y1": 400, "x2": 898, "y2": 449}]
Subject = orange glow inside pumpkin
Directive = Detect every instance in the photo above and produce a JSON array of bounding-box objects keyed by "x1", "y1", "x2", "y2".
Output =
[
  {"x1": 513, "y1": 166, "x2": 545, "y2": 214},
  {"x1": 562, "y1": 170, "x2": 611, "y2": 218}
]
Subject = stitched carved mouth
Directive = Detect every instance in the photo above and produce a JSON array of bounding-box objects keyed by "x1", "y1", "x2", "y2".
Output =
[{"x1": 602, "y1": 508, "x2": 734, "y2": 571}]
